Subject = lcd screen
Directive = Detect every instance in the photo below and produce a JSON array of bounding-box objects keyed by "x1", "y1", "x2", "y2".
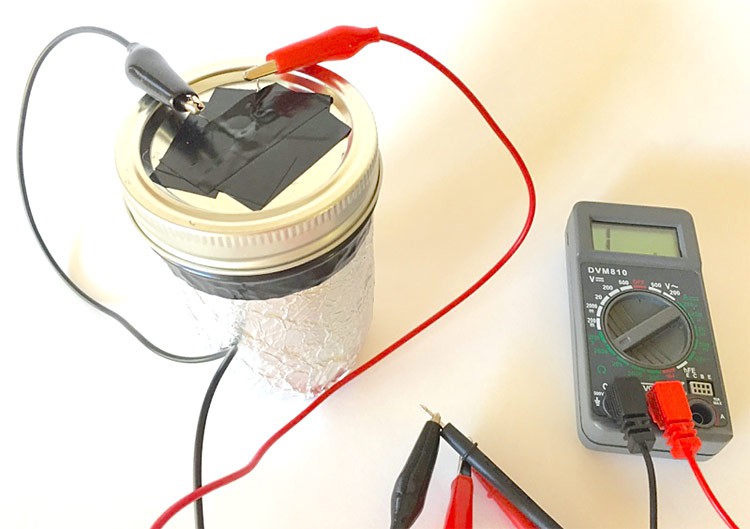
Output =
[{"x1": 591, "y1": 222, "x2": 681, "y2": 257}]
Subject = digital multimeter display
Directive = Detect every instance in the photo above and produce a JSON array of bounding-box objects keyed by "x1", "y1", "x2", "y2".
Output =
[
  {"x1": 566, "y1": 202, "x2": 732, "y2": 458},
  {"x1": 591, "y1": 222, "x2": 681, "y2": 257}
]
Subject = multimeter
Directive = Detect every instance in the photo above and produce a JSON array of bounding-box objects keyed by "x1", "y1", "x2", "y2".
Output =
[{"x1": 565, "y1": 201, "x2": 732, "y2": 457}]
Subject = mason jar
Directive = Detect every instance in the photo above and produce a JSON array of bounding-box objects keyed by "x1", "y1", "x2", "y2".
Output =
[{"x1": 115, "y1": 64, "x2": 381, "y2": 395}]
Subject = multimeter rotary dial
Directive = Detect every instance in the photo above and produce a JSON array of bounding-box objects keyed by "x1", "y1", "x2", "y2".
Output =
[{"x1": 603, "y1": 291, "x2": 692, "y2": 369}]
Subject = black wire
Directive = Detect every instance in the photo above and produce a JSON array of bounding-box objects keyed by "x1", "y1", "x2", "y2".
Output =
[
  {"x1": 639, "y1": 442, "x2": 658, "y2": 529},
  {"x1": 17, "y1": 26, "x2": 228, "y2": 364},
  {"x1": 193, "y1": 344, "x2": 238, "y2": 529}
]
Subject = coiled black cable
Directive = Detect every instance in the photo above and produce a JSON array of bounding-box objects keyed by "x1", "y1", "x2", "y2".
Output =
[{"x1": 17, "y1": 26, "x2": 228, "y2": 364}]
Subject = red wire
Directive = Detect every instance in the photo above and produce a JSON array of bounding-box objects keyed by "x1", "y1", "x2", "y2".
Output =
[
  {"x1": 685, "y1": 452, "x2": 739, "y2": 529},
  {"x1": 151, "y1": 33, "x2": 536, "y2": 529}
]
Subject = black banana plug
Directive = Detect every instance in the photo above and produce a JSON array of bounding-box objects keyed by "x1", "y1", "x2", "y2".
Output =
[
  {"x1": 390, "y1": 407, "x2": 442, "y2": 529},
  {"x1": 125, "y1": 43, "x2": 204, "y2": 113}
]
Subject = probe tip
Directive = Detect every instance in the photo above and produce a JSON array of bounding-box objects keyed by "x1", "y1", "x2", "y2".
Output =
[
  {"x1": 419, "y1": 404, "x2": 443, "y2": 426},
  {"x1": 243, "y1": 60, "x2": 279, "y2": 82}
]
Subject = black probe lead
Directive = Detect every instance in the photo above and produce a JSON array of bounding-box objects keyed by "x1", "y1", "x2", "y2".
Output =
[{"x1": 17, "y1": 27, "x2": 223, "y2": 364}]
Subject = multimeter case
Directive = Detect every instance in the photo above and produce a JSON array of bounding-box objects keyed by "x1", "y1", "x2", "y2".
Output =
[{"x1": 565, "y1": 201, "x2": 732, "y2": 458}]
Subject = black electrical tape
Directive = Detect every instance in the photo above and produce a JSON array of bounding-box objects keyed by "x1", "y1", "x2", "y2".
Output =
[
  {"x1": 440, "y1": 423, "x2": 563, "y2": 529},
  {"x1": 390, "y1": 420, "x2": 442, "y2": 529},
  {"x1": 151, "y1": 83, "x2": 351, "y2": 210}
]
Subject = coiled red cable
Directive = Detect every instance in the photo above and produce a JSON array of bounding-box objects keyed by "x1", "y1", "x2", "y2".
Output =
[{"x1": 152, "y1": 29, "x2": 535, "y2": 529}]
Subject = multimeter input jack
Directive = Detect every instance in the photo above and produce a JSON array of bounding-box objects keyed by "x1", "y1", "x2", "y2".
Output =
[{"x1": 689, "y1": 399, "x2": 716, "y2": 428}]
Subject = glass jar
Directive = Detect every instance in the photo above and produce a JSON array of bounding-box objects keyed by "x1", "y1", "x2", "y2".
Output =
[{"x1": 115, "y1": 64, "x2": 381, "y2": 395}]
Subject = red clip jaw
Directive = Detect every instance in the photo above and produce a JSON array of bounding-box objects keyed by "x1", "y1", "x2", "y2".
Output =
[{"x1": 646, "y1": 381, "x2": 701, "y2": 459}]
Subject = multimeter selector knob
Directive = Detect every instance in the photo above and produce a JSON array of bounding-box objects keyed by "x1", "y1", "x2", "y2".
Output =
[{"x1": 603, "y1": 291, "x2": 692, "y2": 369}]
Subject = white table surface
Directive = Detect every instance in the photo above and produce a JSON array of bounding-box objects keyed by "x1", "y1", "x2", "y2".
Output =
[{"x1": 2, "y1": 2, "x2": 748, "y2": 528}]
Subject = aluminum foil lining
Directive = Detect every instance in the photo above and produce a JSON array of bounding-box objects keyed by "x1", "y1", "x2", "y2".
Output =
[
  {"x1": 183, "y1": 224, "x2": 374, "y2": 395},
  {"x1": 237, "y1": 224, "x2": 374, "y2": 396},
  {"x1": 178, "y1": 286, "x2": 245, "y2": 352}
]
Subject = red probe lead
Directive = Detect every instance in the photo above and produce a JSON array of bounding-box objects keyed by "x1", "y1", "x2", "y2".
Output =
[{"x1": 153, "y1": 27, "x2": 536, "y2": 529}]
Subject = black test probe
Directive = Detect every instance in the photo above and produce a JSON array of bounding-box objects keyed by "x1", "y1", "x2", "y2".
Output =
[
  {"x1": 438, "y1": 418, "x2": 562, "y2": 529},
  {"x1": 391, "y1": 407, "x2": 563, "y2": 529}
]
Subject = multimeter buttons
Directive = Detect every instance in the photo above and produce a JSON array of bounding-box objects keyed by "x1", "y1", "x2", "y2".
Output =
[{"x1": 603, "y1": 291, "x2": 692, "y2": 369}]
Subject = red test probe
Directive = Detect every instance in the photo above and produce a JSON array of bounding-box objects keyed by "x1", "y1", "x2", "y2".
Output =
[{"x1": 439, "y1": 420, "x2": 560, "y2": 529}]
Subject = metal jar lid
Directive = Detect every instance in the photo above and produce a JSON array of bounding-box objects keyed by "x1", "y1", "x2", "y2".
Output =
[{"x1": 115, "y1": 64, "x2": 381, "y2": 276}]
